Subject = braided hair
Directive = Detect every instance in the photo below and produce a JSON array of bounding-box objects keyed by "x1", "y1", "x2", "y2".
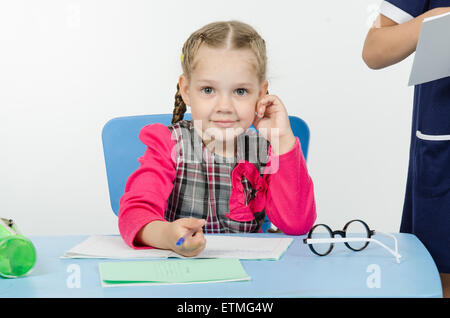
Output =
[{"x1": 172, "y1": 83, "x2": 186, "y2": 125}]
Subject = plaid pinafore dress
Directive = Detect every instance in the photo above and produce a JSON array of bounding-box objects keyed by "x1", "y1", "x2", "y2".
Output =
[{"x1": 164, "y1": 120, "x2": 270, "y2": 233}]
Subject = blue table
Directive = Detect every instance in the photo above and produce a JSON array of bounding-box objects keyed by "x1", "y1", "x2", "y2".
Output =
[{"x1": 0, "y1": 233, "x2": 442, "y2": 298}]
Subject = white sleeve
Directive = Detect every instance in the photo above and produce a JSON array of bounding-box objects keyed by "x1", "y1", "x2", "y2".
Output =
[{"x1": 379, "y1": 0, "x2": 414, "y2": 24}]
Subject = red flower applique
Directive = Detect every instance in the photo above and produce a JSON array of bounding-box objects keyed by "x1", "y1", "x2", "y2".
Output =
[{"x1": 226, "y1": 160, "x2": 267, "y2": 222}]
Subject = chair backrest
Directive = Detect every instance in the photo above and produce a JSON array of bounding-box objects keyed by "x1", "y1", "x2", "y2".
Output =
[{"x1": 102, "y1": 113, "x2": 310, "y2": 216}]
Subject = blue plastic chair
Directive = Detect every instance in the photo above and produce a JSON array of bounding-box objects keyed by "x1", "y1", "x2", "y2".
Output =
[{"x1": 102, "y1": 113, "x2": 310, "y2": 232}]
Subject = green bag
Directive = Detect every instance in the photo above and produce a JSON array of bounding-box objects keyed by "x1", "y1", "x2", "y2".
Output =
[{"x1": 0, "y1": 218, "x2": 36, "y2": 278}]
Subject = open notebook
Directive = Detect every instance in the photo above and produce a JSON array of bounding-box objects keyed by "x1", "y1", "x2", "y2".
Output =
[{"x1": 61, "y1": 235, "x2": 293, "y2": 260}]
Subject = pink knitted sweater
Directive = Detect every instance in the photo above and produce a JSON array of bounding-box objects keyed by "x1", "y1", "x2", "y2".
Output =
[{"x1": 118, "y1": 123, "x2": 316, "y2": 248}]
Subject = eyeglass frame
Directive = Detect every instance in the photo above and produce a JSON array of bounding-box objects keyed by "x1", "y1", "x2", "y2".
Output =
[{"x1": 302, "y1": 219, "x2": 402, "y2": 263}]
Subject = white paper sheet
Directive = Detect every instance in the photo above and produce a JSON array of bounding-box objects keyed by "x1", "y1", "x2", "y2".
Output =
[
  {"x1": 188, "y1": 235, "x2": 293, "y2": 260},
  {"x1": 408, "y1": 12, "x2": 450, "y2": 86},
  {"x1": 61, "y1": 235, "x2": 170, "y2": 259},
  {"x1": 61, "y1": 235, "x2": 293, "y2": 260}
]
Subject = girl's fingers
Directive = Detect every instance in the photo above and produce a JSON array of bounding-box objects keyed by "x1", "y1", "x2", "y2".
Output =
[
  {"x1": 176, "y1": 218, "x2": 205, "y2": 235},
  {"x1": 256, "y1": 105, "x2": 266, "y2": 118},
  {"x1": 171, "y1": 218, "x2": 207, "y2": 257},
  {"x1": 256, "y1": 104, "x2": 278, "y2": 120},
  {"x1": 185, "y1": 230, "x2": 206, "y2": 247},
  {"x1": 257, "y1": 98, "x2": 271, "y2": 111},
  {"x1": 252, "y1": 113, "x2": 262, "y2": 129},
  {"x1": 258, "y1": 94, "x2": 278, "y2": 106},
  {"x1": 182, "y1": 218, "x2": 206, "y2": 230},
  {"x1": 183, "y1": 242, "x2": 206, "y2": 257},
  {"x1": 181, "y1": 234, "x2": 206, "y2": 255},
  {"x1": 257, "y1": 95, "x2": 281, "y2": 116}
]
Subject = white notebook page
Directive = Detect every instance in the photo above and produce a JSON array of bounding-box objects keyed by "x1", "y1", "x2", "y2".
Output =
[{"x1": 62, "y1": 234, "x2": 293, "y2": 260}]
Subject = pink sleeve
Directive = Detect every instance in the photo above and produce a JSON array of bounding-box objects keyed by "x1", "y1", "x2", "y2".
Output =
[
  {"x1": 118, "y1": 123, "x2": 176, "y2": 249},
  {"x1": 264, "y1": 137, "x2": 317, "y2": 235}
]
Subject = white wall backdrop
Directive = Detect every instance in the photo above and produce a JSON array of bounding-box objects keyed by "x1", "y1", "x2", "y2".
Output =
[{"x1": 0, "y1": 0, "x2": 416, "y2": 236}]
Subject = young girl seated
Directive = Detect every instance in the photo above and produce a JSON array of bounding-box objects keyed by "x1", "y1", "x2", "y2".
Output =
[{"x1": 119, "y1": 20, "x2": 316, "y2": 257}]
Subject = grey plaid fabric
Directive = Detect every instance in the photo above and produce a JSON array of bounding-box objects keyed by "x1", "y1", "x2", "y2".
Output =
[{"x1": 165, "y1": 120, "x2": 270, "y2": 233}]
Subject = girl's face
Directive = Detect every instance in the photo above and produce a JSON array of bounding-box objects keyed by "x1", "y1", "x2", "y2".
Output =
[{"x1": 179, "y1": 45, "x2": 268, "y2": 147}]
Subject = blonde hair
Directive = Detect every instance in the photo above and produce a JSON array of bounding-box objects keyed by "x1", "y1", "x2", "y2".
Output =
[{"x1": 172, "y1": 20, "x2": 268, "y2": 125}]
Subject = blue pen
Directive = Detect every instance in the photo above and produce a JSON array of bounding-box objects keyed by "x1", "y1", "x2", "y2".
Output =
[{"x1": 176, "y1": 228, "x2": 200, "y2": 246}]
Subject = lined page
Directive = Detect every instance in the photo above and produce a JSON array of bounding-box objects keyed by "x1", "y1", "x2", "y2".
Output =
[
  {"x1": 62, "y1": 235, "x2": 293, "y2": 260},
  {"x1": 61, "y1": 235, "x2": 170, "y2": 259},
  {"x1": 170, "y1": 236, "x2": 293, "y2": 260}
]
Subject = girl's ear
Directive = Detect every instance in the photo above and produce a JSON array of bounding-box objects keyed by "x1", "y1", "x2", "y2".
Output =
[
  {"x1": 178, "y1": 75, "x2": 191, "y2": 107},
  {"x1": 259, "y1": 80, "x2": 269, "y2": 98}
]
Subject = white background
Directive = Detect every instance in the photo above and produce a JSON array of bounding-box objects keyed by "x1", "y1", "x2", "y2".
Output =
[{"x1": 0, "y1": 0, "x2": 415, "y2": 236}]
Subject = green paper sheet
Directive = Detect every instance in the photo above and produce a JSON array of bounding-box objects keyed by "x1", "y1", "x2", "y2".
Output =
[{"x1": 98, "y1": 258, "x2": 250, "y2": 287}]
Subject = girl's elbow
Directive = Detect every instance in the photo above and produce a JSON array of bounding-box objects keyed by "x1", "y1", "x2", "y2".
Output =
[
  {"x1": 297, "y1": 202, "x2": 317, "y2": 235},
  {"x1": 283, "y1": 208, "x2": 317, "y2": 236},
  {"x1": 283, "y1": 223, "x2": 312, "y2": 236}
]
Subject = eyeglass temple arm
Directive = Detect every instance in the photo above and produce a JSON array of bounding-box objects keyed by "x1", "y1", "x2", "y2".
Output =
[
  {"x1": 369, "y1": 235, "x2": 402, "y2": 263},
  {"x1": 373, "y1": 231, "x2": 399, "y2": 256},
  {"x1": 304, "y1": 236, "x2": 402, "y2": 263}
]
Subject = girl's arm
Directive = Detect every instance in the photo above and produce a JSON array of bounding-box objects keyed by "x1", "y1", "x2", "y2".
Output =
[
  {"x1": 263, "y1": 138, "x2": 316, "y2": 235},
  {"x1": 118, "y1": 124, "x2": 177, "y2": 249},
  {"x1": 119, "y1": 123, "x2": 206, "y2": 257},
  {"x1": 362, "y1": 7, "x2": 450, "y2": 70}
]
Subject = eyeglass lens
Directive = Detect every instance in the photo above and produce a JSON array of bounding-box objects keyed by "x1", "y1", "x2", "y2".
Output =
[
  {"x1": 343, "y1": 220, "x2": 370, "y2": 251},
  {"x1": 309, "y1": 224, "x2": 333, "y2": 256}
]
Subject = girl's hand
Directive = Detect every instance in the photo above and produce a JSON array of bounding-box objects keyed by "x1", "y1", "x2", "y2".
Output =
[
  {"x1": 252, "y1": 95, "x2": 297, "y2": 155},
  {"x1": 169, "y1": 218, "x2": 206, "y2": 257}
]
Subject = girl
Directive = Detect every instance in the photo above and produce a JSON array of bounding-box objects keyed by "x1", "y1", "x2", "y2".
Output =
[
  {"x1": 118, "y1": 21, "x2": 316, "y2": 257},
  {"x1": 363, "y1": 1, "x2": 450, "y2": 296}
]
